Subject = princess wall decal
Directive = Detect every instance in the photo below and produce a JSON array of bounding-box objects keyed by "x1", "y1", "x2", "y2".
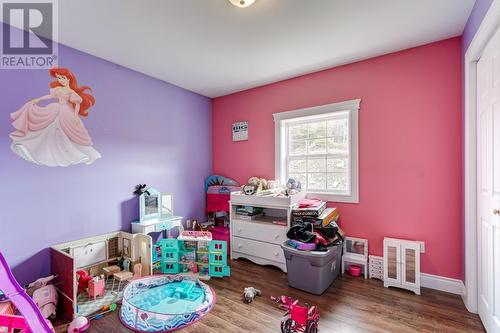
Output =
[{"x1": 9, "y1": 67, "x2": 101, "y2": 167}]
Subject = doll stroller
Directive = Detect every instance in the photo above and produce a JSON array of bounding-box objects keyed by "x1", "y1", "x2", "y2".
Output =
[{"x1": 280, "y1": 299, "x2": 320, "y2": 333}]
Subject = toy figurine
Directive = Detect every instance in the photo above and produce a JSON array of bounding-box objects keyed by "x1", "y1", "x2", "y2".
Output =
[
  {"x1": 10, "y1": 67, "x2": 101, "y2": 167},
  {"x1": 133, "y1": 184, "x2": 150, "y2": 196},
  {"x1": 243, "y1": 287, "x2": 261, "y2": 303}
]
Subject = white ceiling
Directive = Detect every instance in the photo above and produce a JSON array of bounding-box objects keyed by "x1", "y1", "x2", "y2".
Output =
[{"x1": 54, "y1": 0, "x2": 474, "y2": 97}]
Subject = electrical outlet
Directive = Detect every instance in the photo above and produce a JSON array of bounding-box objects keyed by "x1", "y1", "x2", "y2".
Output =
[{"x1": 418, "y1": 241, "x2": 425, "y2": 253}]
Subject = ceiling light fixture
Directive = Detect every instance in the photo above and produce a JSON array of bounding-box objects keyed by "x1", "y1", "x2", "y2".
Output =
[{"x1": 229, "y1": 0, "x2": 256, "y2": 8}]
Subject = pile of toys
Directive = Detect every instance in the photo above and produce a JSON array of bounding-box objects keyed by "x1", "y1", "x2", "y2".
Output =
[
  {"x1": 240, "y1": 177, "x2": 301, "y2": 197},
  {"x1": 287, "y1": 199, "x2": 344, "y2": 251},
  {"x1": 241, "y1": 286, "x2": 320, "y2": 333}
]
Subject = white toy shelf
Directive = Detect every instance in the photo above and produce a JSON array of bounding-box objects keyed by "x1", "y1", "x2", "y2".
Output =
[
  {"x1": 229, "y1": 191, "x2": 306, "y2": 272},
  {"x1": 342, "y1": 236, "x2": 369, "y2": 279}
]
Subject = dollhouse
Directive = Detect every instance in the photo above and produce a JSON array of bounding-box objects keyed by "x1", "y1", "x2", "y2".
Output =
[
  {"x1": 156, "y1": 231, "x2": 230, "y2": 280},
  {"x1": 51, "y1": 231, "x2": 152, "y2": 319}
]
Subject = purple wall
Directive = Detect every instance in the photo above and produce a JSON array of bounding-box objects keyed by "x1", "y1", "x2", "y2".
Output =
[
  {"x1": 0, "y1": 37, "x2": 212, "y2": 285},
  {"x1": 463, "y1": 0, "x2": 494, "y2": 52}
]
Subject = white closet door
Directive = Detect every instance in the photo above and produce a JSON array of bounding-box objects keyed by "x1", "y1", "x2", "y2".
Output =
[{"x1": 477, "y1": 25, "x2": 500, "y2": 333}]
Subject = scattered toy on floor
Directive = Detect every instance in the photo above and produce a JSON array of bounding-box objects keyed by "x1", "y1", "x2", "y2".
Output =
[
  {"x1": 88, "y1": 303, "x2": 118, "y2": 321},
  {"x1": 67, "y1": 316, "x2": 90, "y2": 332},
  {"x1": 278, "y1": 297, "x2": 320, "y2": 333},
  {"x1": 243, "y1": 287, "x2": 262, "y2": 303},
  {"x1": 271, "y1": 295, "x2": 294, "y2": 311}
]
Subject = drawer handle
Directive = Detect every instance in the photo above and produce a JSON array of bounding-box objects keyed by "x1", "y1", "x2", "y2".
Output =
[
  {"x1": 238, "y1": 244, "x2": 242, "y2": 249},
  {"x1": 237, "y1": 228, "x2": 242, "y2": 232},
  {"x1": 274, "y1": 252, "x2": 279, "y2": 256},
  {"x1": 274, "y1": 234, "x2": 279, "y2": 239}
]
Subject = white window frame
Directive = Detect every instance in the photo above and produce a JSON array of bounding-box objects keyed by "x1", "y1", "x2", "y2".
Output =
[{"x1": 273, "y1": 99, "x2": 360, "y2": 203}]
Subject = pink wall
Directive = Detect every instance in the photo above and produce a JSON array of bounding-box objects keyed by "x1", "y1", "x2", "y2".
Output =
[{"x1": 212, "y1": 37, "x2": 463, "y2": 279}]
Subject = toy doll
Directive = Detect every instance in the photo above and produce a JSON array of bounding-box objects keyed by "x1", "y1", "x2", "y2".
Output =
[{"x1": 10, "y1": 67, "x2": 101, "y2": 167}]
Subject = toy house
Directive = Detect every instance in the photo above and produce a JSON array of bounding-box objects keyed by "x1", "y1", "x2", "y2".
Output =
[
  {"x1": 51, "y1": 231, "x2": 152, "y2": 320},
  {"x1": 156, "y1": 231, "x2": 230, "y2": 280}
]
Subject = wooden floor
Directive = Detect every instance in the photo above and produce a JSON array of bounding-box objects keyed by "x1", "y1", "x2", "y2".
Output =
[{"x1": 59, "y1": 259, "x2": 485, "y2": 333}]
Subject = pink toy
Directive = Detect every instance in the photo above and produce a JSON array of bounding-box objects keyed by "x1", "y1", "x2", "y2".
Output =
[
  {"x1": 271, "y1": 295, "x2": 294, "y2": 311},
  {"x1": 133, "y1": 263, "x2": 143, "y2": 279},
  {"x1": 280, "y1": 298, "x2": 320, "y2": 333},
  {"x1": 348, "y1": 265, "x2": 362, "y2": 277},
  {"x1": 67, "y1": 316, "x2": 90, "y2": 333},
  {"x1": 26, "y1": 275, "x2": 58, "y2": 319},
  {"x1": 0, "y1": 251, "x2": 54, "y2": 333},
  {"x1": 76, "y1": 270, "x2": 93, "y2": 295},
  {"x1": 287, "y1": 239, "x2": 317, "y2": 251},
  {"x1": 88, "y1": 278, "x2": 105, "y2": 300}
]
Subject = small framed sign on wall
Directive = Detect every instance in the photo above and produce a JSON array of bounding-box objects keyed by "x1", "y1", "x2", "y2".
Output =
[{"x1": 232, "y1": 121, "x2": 248, "y2": 142}]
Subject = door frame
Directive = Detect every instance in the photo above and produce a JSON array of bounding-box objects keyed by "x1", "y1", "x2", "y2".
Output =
[{"x1": 464, "y1": 0, "x2": 500, "y2": 313}]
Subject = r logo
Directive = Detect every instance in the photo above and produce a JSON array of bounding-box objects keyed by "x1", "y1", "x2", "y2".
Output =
[{"x1": 2, "y1": 2, "x2": 53, "y2": 54}]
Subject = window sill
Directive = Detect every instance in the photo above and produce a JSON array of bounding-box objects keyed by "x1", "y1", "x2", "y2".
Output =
[{"x1": 305, "y1": 191, "x2": 359, "y2": 204}]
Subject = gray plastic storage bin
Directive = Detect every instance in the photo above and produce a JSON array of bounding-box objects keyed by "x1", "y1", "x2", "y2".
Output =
[{"x1": 282, "y1": 241, "x2": 342, "y2": 295}]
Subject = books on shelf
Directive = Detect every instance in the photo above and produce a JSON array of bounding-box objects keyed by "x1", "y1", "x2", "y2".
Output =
[
  {"x1": 292, "y1": 207, "x2": 339, "y2": 227},
  {"x1": 292, "y1": 201, "x2": 327, "y2": 217},
  {"x1": 235, "y1": 206, "x2": 264, "y2": 216},
  {"x1": 235, "y1": 213, "x2": 263, "y2": 221}
]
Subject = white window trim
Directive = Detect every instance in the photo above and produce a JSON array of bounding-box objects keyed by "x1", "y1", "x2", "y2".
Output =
[{"x1": 273, "y1": 99, "x2": 361, "y2": 203}]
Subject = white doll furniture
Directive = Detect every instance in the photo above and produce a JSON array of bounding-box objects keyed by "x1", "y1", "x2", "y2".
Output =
[
  {"x1": 369, "y1": 255, "x2": 384, "y2": 280},
  {"x1": 383, "y1": 237, "x2": 420, "y2": 295},
  {"x1": 342, "y1": 237, "x2": 369, "y2": 279},
  {"x1": 131, "y1": 189, "x2": 184, "y2": 236}
]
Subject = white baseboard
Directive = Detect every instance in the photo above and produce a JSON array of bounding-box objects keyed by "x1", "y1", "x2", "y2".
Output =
[{"x1": 420, "y1": 273, "x2": 465, "y2": 296}]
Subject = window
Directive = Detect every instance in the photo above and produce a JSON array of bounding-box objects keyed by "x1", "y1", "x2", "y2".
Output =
[{"x1": 274, "y1": 99, "x2": 360, "y2": 203}]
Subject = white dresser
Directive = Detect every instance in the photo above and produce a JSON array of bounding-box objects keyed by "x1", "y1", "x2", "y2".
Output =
[{"x1": 229, "y1": 191, "x2": 305, "y2": 272}]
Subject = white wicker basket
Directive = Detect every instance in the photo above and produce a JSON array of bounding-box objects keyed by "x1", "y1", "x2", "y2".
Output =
[{"x1": 369, "y1": 255, "x2": 384, "y2": 280}]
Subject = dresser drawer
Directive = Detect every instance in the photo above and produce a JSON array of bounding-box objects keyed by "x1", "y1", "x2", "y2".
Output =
[
  {"x1": 232, "y1": 236, "x2": 285, "y2": 264},
  {"x1": 232, "y1": 221, "x2": 287, "y2": 245}
]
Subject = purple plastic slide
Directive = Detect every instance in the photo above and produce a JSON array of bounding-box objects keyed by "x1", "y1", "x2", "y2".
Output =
[{"x1": 0, "y1": 251, "x2": 54, "y2": 333}]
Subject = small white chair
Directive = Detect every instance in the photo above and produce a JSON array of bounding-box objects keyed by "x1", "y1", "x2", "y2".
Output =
[{"x1": 111, "y1": 259, "x2": 133, "y2": 292}]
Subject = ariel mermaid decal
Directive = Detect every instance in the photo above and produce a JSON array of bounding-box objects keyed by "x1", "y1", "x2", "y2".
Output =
[{"x1": 10, "y1": 67, "x2": 101, "y2": 167}]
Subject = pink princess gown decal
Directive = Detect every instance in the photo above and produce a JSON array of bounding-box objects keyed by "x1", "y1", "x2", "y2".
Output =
[{"x1": 10, "y1": 68, "x2": 101, "y2": 167}]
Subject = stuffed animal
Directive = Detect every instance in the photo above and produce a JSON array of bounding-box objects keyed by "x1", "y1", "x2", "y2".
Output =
[
  {"x1": 267, "y1": 180, "x2": 279, "y2": 190},
  {"x1": 242, "y1": 177, "x2": 266, "y2": 195},
  {"x1": 286, "y1": 178, "x2": 302, "y2": 196},
  {"x1": 243, "y1": 287, "x2": 262, "y2": 303},
  {"x1": 242, "y1": 184, "x2": 257, "y2": 195}
]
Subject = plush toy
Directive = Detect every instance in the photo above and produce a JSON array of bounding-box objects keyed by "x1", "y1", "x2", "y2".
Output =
[
  {"x1": 243, "y1": 287, "x2": 262, "y2": 303},
  {"x1": 242, "y1": 184, "x2": 257, "y2": 195},
  {"x1": 267, "y1": 180, "x2": 279, "y2": 190},
  {"x1": 286, "y1": 178, "x2": 302, "y2": 196},
  {"x1": 242, "y1": 177, "x2": 265, "y2": 195}
]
